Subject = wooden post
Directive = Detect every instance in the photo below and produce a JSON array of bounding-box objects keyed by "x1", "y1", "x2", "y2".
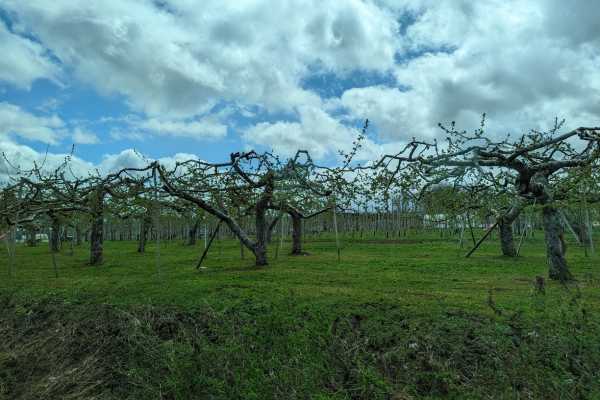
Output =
[
  {"x1": 585, "y1": 207, "x2": 595, "y2": 256},
  {"x1": 466, "y1": 212, "x2": 477, "y2": 246},
  {"x1": 279, "y1": 211, "x2": 285, "y2": 257},
  {"x1": 583, "y1": 190, "x2": 595, "y2": 256},
  {"x1": 560, "y1": 210, "x2": 582, "y2": 245},
  {"x1": 517, "y1": 199, "x2": 536, "y2": 256},
  {"x1": 69, "y1": 218, "x2": 75, "y2": 256},
  {"x1": 197, "y1": 221, "x2": 222, "y2": 269},
  {"x1": 465, "y1": 221, "x2": 498, "y2": 258},
  {"x1": 333, "y1": 198, "x2": 341, "y2": 262},
  {"x1": 204, "y1": 223, "x2": 208, "y2": 249},
  {"x1": 458, "y1": 215, "x2": 465, "y2": 249}
]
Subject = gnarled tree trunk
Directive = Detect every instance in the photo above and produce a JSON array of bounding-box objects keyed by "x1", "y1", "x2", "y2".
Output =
[
  {"x1": 542, "y1": 205, "x2": 572, "y2": 281},
  {"x1": 530, "y1": 173, "x2": 573, "y2": 280},
  {"x1": 187, "y1": 218, "x2": 200, "y2": 246},
  {"x1": 254, "y1": 199, "x2": 269, "y2": 266},
  {"x1": 498, "y1": 221, "x2": 516, "y2": 257},
  {"x1": 75, "y1": 224, "x2": 82, "y2": 246},
  {"x1": 89, "y1": 190, "x2": 105, "y2": 266},
  {"x1": 497, "y1": 202, "x2": 523, "y2": 257},
  {"x1": 290, "y1": 211, "x2": 303, "y2": 255},
  {"x1": 26, "y1": 225, "x2": 37, "y2": 247},
  {"x1": 251, "y1": 173, "x2": 274, "y2": 267},
  {"x1": 49, "y1": 215, "x2": 61, "y2": 253},
  {"x1": 138, "y1": 216, "x2": 151, "y2": 253},
  {"x1": 90, "y1": 214, "x2": 103, "y2": 265}
]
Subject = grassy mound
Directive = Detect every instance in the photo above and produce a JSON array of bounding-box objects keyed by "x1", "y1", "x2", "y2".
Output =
[{"x1": 2, "y1": 289, "x2": 600, "y2": 399}]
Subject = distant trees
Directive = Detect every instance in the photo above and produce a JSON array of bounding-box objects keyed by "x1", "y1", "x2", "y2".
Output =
[{"x1": 0, "y1": 157, "x2": 153, "y2": 265}]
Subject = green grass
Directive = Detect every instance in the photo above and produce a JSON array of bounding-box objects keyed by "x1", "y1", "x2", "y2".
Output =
[{"x1": 2, "y1": 232, "x2": 600, "y2": 399}]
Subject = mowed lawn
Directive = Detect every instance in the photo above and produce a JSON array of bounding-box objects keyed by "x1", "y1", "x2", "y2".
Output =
[
  {"x1": 2, "y1": 232, "x2": 599, "y2": 311},
  {"x1": 2, "y1": 232, "x2": 600, "y2": 399}
]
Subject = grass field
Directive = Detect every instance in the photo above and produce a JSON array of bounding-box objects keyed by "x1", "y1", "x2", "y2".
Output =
[{"x1": 2, "y1": 233, "x2": 600, "y2": 399}]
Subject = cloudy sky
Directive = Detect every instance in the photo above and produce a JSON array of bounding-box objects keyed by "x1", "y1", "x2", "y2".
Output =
[{"x1": 1, "y1": 0, "x2": 599, "y2": 175}]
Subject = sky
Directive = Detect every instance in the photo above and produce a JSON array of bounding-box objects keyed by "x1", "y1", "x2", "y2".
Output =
[{"x1": 1, "y1": 0, "x2": 599, "y2": 177}]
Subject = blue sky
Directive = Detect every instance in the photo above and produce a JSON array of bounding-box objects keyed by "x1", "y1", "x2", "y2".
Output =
[{"x1": 1, "y1": 0, "x2": 599, "y2": 176}]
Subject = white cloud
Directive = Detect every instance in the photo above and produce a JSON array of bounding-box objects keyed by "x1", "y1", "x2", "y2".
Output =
[
  {"x1": 0, "y1": 138, "x2": 94, "y2": 181},
  {"x1": 109, "y1": 127, "x2": 144, "y2": 142},
  {"x1": 103, "y1": 114, "x2": 228, "y2": 141},
  {"x1": 2, "y1": 0, "x2": 600, "y2": 164},
  {"x1": 135, "y1": 117, "x2": 227, "y2": 140},
  {"x1": 0, "y1": 102, "x2": 64, "y2": 144},
  {"x1": 337, "y1": 0, "x2": 600, "y2": 144},
  {"x1": 0, "y1": 140, "x2": 201, "y2": 183},
  {"x1": 0, "y1": 22, "x2": 59, "y2": 89},
  {"x1": 243, "y1": 105, "x2": 391, "y2": 161},
  {"x1": 2, "y1": 0, "x2": 400, "y2": 118},
  {"x1": 97, "y1": 149, "x2": 148, "y2": 173},
  {"x1": 72, "y1": 128, "x2": 100, "y2": 144},
  {"x1": 95, "y1": 149, "x2": 201, "y2": 175},
  {"x1": 341, "y1": 85, "x2": 434, "y2": 140},
  {"x1": 243, "y1": 106, "x2": 358, "y2": 159},
  {"x1": 157, "y1": 152, "x2": 199, "y2": 171},
  {"x1": 36, "y1": 98, "x2": 63, "y2": 113}
]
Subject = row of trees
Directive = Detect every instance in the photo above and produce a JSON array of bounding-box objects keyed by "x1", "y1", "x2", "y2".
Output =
[
  {"x1": 1, "y1": 118, "x2": 599, "y2": 281},
  {"x1": 373, "y1": 117, "x2": 600, "y2": 280}
]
